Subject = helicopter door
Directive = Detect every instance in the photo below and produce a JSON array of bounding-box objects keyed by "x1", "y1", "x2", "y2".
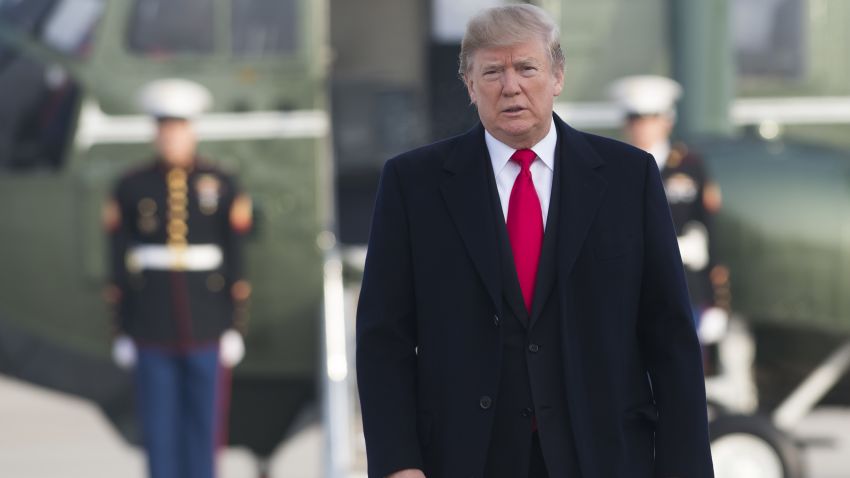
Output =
[{"x1": 0, "y1": 0, "x2": 106, "y2": 345}]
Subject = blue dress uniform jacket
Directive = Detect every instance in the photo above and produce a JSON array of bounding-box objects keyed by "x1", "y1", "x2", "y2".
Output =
[
  {"x1": 661, "y1": 144, "x2": 715, "y2": 308},
  {"x1": 356, "y1": 115, "x2": 713, "y2": 478},
  {"x1": 107, "y1": 159, "x2": 248, "y2": 346}
]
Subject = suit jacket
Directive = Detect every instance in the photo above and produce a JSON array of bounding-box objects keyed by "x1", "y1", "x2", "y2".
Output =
[
  {"x1": 356, "y1": 114, "x2": 713, "y2": 478},
  {"x1": 479, "y1": 129, "x2": 583, "y2": 478}
]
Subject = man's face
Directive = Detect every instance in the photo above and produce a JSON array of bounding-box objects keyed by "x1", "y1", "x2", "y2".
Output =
[
  {"x1": 465, "y1": 39, "x2": 564, "y2": 149},
  {"x1": 155, "y1": 118, "x2": 196, "y2": 167},
  {"x1": 624, "y1": 114, "x2": 674, "y2": 151}
]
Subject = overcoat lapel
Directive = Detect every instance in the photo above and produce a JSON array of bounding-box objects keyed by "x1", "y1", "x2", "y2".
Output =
[
  {"x1": 440, "y1": 124, "x2": 503, "y2": 317},
  {"x1": 554, "y1": 117, "x2": 608, "y2": 285},
  {"x1": 492, "y1": 194, "x2": 530, "y2": 326},
  {"x1": 438, "y1": 117, "x2": 607, "y2": 323}
]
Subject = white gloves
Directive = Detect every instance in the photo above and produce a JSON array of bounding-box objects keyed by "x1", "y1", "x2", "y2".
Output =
[
  {"x1": 112, "y1": 335, "x2": 137, "y2": 370},
  {"x1": 220, "y1": 329, "x2": 245, "y2": 368},
  {"x1": 112, "y1": 330, "x2": 244, "y2": 369},
  {"x1": 698, "y1": 307, "x2": 729, "y2": 344},
  {"x1": 677, "y1": 221, "x2": 709, "y2": 271}
]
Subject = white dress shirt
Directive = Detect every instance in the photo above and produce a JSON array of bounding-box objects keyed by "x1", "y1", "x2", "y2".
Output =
[{"x1": 486, "y1": 119, "x2": 557, "y2": 228}]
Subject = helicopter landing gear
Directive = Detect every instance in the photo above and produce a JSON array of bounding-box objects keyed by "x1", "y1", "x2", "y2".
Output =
[{"x1": 710, "y1": 414, "x2": 805, "y2": 478}]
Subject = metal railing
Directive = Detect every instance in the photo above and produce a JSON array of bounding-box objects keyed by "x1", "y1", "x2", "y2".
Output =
[{"x1": 320, "y1": 242, "x2": 368, "y2": 478}]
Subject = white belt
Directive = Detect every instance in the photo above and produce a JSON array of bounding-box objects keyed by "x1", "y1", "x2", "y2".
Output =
[{"x1": 126, "y1": 244, "x2": 223, "y2": 272}]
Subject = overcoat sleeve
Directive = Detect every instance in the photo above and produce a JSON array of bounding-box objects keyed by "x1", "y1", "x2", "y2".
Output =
[
  {"x1": 356, "y1": 158, "x2": 422, "y2": 477},
  {"x1": 638, "y1": 155, "x2": 714, "y2": 478}
]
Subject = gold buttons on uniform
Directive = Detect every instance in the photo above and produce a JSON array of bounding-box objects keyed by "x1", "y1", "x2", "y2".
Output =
[
  {"x1": 168, "y1": 212, "x2": 187, "y2": 223},
  {"x1": 167, "y1": 221, "x2": 188, "y2": 237},
  {"x1": 166, "y1": 168, "x2": 190, "y2": 264}
]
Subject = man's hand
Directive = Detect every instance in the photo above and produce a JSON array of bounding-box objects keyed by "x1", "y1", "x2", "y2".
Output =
[
  {"x1": 220, "y1": 329, "x2": 246, "y2": 367},
  {"x1": 112, "y1": 335, "x2": 137, "y2": 370},
  {"x1": 387, "y1": 469, "x2": 425, "y2": 478}
]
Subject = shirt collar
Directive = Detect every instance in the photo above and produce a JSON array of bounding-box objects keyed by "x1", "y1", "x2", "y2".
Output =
[{"x1": 485, "y1": 118, "x2": 557, "y2": 174}]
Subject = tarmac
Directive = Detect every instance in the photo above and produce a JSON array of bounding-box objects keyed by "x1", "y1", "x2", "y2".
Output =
[
  {"x1": 0, "y1": 374, "x2": 320, "y2": 478},
  {"x1": 0, "y1": 373, "x2": 848, "y2": 478}
]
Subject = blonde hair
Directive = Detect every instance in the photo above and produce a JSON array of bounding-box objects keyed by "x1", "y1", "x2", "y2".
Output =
[{"x1": 459, "y1": 4, "x2": 565, "y2": 79}]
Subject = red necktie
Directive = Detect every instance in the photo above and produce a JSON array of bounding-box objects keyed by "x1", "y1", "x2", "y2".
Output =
[{"x1": 506, "y1": 149, "x2": 543, "y2": 314}]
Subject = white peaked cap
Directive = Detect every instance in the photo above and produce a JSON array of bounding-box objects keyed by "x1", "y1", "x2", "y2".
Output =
[
  {"x1": 608, "y1": 75, "x2": 682, "y2": 116},
  {"x1": 137, "y1": 78, "x2": 213, "y2": 119}
]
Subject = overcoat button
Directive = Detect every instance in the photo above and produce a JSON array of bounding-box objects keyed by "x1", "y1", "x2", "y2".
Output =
[
  {"x1": 528, "y1": 343, "x2": 540, "y2": 353},
  {"x1": 479, "y1": 396, "x2": 492, "y2": 410},
  {"x1": 521, "y1": 407, "x2": 533, "y2": 418},
  {"x1": 493, "y1": 314, "x2": 500, "y2": 326}
]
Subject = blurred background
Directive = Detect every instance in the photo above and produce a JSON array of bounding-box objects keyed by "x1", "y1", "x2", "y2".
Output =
[{"x1": 0, "y1": 0, "x2": 849, "y2": 477}]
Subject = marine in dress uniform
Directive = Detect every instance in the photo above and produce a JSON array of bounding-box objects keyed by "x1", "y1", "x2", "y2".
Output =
[
  {"x1": 103, "y1": 79, "x2": 252, "y2": 478},
  {"x1": 609, "y1": 75, "x2": 726, "y2": 335}
]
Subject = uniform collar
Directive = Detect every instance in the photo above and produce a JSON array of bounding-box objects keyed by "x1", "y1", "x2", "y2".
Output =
[
  {"x1": 485, "y1": 118, "x2": 557, "y2": 175},
  {"x1": 155, "y1": 156, "x2": 198, "y2": 174},
  {"x1": 647, "y1": 140, "x2": 671, "y2": 170}
]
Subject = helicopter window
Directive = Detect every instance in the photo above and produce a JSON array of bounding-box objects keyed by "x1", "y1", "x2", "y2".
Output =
[
  {"x1": 732, "y1": 0, "x2": 804, "y2": 78},
  {"x1": 127, "y1": 0, "x2": 214, "y2": 56},
  {"x1": 42, "y1": 0, "x2": 104, "y2": 57},
  {"x1": 0, "y1": 0, "x2": 103, "y2": 59},
  {"x1": 231, "y1": 0, "x2": 298, "y2": 56}
]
